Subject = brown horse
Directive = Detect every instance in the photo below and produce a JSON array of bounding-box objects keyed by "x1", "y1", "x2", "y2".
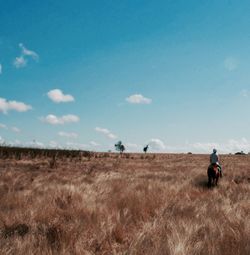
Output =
[{"x1": 207, "y1": 164, "x2": 220, "y2": 188}]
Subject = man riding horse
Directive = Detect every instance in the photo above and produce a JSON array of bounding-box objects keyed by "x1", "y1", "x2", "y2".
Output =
[
  {"x1": 210, "y1": 149, "x2": 222, "y2": 177},
  {"x1": 207, "y1": 149, "x2": 222, "y2": 187}
]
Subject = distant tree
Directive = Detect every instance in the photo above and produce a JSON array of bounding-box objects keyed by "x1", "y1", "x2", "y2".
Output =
[
  {"x1": 115, "y1": 141, "x2": 125, "y2": 154},
  {"x1": 235, "y1": 151, "x2": 246, "y2": 155},
  {"x1": 143, "y1": 145, "x2": 149, "y2": 153}
]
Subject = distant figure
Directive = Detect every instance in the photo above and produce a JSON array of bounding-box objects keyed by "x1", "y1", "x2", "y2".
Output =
[
  {"x1": 210, "y1": 149, "x2": 222, "y2": 177},
  {"x1": 143, "y1": 145, "x2": 149, "y2": 153}
]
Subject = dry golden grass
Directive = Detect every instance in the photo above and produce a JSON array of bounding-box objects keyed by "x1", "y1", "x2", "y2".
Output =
[{"x1": 0, "y1": 150, "x2": 249, "y2": 254}]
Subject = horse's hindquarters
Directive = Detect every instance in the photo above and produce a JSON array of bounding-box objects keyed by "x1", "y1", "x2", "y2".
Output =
[{"x1": 207, "y1": 166, "x2": 219, "y2": 187}]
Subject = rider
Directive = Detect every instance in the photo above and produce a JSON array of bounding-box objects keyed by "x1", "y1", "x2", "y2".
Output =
[{"x1": 210, "y1": 149, "x2": 222, "y2": 177}]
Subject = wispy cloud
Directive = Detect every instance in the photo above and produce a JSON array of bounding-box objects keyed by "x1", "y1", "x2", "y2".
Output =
[
  {"x1": 0, "y1": 64, "x2": 2, "y2": 74},
  {"x1": 224, "y1": 57, "x2": 238, "y2": 71},
  {"x1": 26, "y1": 140, "x2": 44, "y2": 148},
  {"x1": 19, "y1": 43, "x2": 39, "y2": 60},
  {"x1": 11, "y1": 127, "x2": 21, "y2": 133},
  {"x1": 190, "y1": 142, "x2": 218, "y2": 153},
  {"x1": 187, "y1": 138, "x2": 250, "y2": 154},
  {"x1": 240, "y1": 89, "x2": 248, "y2": 97},
  {"x1": 148, "y1": 138, "x2": 166, "y2": 151},
  {"x1": 49, "y1": 141, "x2": 60, "y2": 148},
  {"x1": 14, "y1": 56, "x2": 27, "y2": 68},
  {"x1": 47, "y1": 89, "x2": 75, "y2": 103},
  {"x1": 0, "y1": 123, "x2": 7, "y2": 129},
  {"x1": 8, "y1": 139, "x2": 21, "y2": 146},
  {"x1": 125, "y1": 142, "x2": 140, "y2": 152},
  {"x1": 66, "y1": 141, "x2": 101, "y2": 150},
  {"x1": 0, "y1": 97, "x2": 32, "y2": 114},
  {"x1": 41, "y1": 114, "x2": 80, "y2": 125},
  {"x1": 126, "y1": 143, "x2": 139, "y2": 148},
  {"x1": 126, "y1": 94, "x2": 152, "y2": 104},
  {"x1": 0, "y1": 136, "x2": 5, "y2": 143},
  {"x1": 90, "y1": 141, "x2": 100, "y2": 147},
  {"x1": 0, "y1": 124, "x2": 20, "y2": 133},
  {"x1": 58, "y1": 131, "x2": 78, "y2": 138},
  {"x1": 14, "y1": 43, "x2": 39, "y2": 68},
  {"x1": 65, "y1": 142, "x2": 88, "y2": 149},
  {"x1": 95, "y1": 127, "x2": 117, "y2": 139}
]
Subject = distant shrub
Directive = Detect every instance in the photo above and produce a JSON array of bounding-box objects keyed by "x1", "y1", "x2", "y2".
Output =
[{"x1": 235, "y1": 151, "x2": 246, "y2": 155}]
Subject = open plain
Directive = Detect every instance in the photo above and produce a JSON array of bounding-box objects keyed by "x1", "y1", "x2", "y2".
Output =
[{"x1": 0, "y1": 148, "x2": 249, "y2": 254}]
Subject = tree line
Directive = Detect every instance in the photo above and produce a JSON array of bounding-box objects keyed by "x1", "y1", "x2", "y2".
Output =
[{"x1": 115, "y1": 141, "x2": 149, "y2": 154}]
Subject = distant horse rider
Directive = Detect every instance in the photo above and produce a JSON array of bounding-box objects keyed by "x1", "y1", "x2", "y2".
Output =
[
  {"x1": 143, "y1": 145, "x2": 149, "y2": 153},
  {"x1": 210, "y1": 149, "x2": 222, "y2": 177}
]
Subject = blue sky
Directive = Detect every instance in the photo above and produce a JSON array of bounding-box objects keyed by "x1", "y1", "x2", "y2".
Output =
[{"x1": 1, "y1": 0, "x2": 250, "y2": 153}]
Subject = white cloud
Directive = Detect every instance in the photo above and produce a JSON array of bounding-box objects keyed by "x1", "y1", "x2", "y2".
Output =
[
  {"x1": 33, "y1": 141, "x2": 44, "y2": 148},
  {"x1": 126, "y1": 94, "x2": 152, "y2": 104},
  {"x1": 240, "y1": 89, "x2": 248, "y2": 97},
  {"x1": 0, "y1": 123, "x2": 7, "y2": 129},
  {"x1": 47, "y1": 89, "x2": 74, "y2": 103},
  {"x1": 67, "y1": 141, "x2": 101, "y2": 149},
  {"x1": 188, "y1": 138, "x2": 250, "y2": 154},
  {"x1": 90, "y1": 141, "x2": 100, "y2": 146},
  {"x1": 13, "y1": 43, "x2": 39, "y2": 68},
  {"x1": 0, "y1": 64, "x2": 2, "y2": 74},
  {"x1": 95, "y1": 127, "x2": 117, "y2": 139},
  {"x1": 49, "y1": 141, "x2": 60, "y2": 148},
  {"x1": 224, "y1": 57, "x2": 238, "y2": 71},
  {"x1": 19, "y1": 43, "x2": 39, "y2": 61},
  {"x1": 126, "y1": 143, "x2": 139, "y2": 148},
  {"x1": 0, "y1": 124, "x2": 20, "y2": 133},
  {"x1": 58, "y1": 131, "x2": 78, "y2": 138},
  {"x1": 191, "y1": 142, "x2": 219, "y2": 153},
  {"x1": 148, "y1": 138, "x2": 166, "y2": 151},
  {"x1": 8, "y1": 139, "x2": 21, "y2": 146},
  {"x1": 11, "y1": 127, "x2": 21, "y2": 133},
  {"x1": 0, "y1": 97, "x2": 32, "y2": 114},
  {"x1": 65, "y1": 142, "x2": 88, "y2": 149},
  {"x1": 125, "y1": 143, "x2": 140, "y2": 152},
  {"x1": 26, "y1": 140, "x2": 44, "y2": 148},
  {"x1": 112, "y1": 138, "x2": 250, "y2": 154},
  {"x1": 14, "y1": 56, "x2": 27, "y2": 68},
  {"x1": 41, "y1": 114, "x2": 80, "y2": 125},
  {"x1": 0, "y1": 138, "x2": 22, "y2": 147}
]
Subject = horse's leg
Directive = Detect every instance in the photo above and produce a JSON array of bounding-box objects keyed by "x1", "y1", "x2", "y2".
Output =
[
  {"x1": 215, "y1": 173, "x2": 219, "y2": 186},
  {"x1": 207, "y1": 167, "x2": 212, "y2": 188},
  {"x1": 208, "y1": 176, "x2": 212, "y2": 188}
]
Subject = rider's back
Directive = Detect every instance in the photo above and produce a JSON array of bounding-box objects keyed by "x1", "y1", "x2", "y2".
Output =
[{"x1": 210, "y1": 152, "x2": 219, "y2": 164}]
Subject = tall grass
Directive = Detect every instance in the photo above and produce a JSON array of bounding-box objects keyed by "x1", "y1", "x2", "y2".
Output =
[{"x1": 0, "y1": 148, "x2": 249, "y2": 254}]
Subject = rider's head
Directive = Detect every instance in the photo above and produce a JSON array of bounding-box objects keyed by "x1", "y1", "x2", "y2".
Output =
[{"x1": 213, "y1": 148, "x2": 217, "y2": 153}]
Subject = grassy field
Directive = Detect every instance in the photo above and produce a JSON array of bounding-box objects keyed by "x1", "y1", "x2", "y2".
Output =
[{"x1": 0, "y1": 147, "x2": 249, "y2": 254}]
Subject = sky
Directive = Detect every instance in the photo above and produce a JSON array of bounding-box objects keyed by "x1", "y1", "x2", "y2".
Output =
[{"x1": 1, "y1": 0, "x2": 250, "y2": 153}]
